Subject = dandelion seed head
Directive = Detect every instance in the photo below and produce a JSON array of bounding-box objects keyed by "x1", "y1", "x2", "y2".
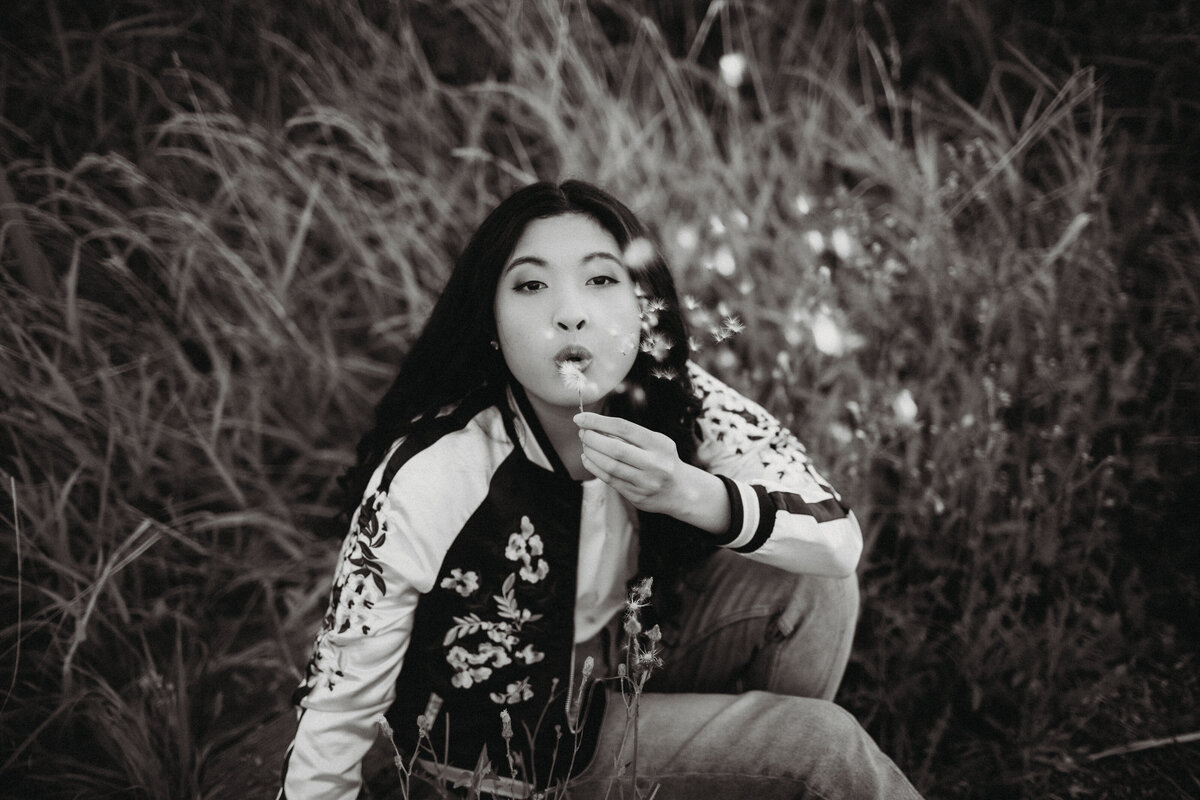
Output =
[
  {"x1": 644, "y1": 297, "x2": 667, "y2": 313},
  {"x1": 722, "y1": 315, "x2": 745, "y2": 335},
  {"x1": 582, "y1": 656, "x2": 594, "y2": 682},
  {"x1": 623, "y1": 237, "x2": 655, "y2": 271},
  {"x1": 558, "y1": 361, "x2": 588, "y2": 392},
  {"x1": 377, "y1": 716, "x2": 395, "y2": 737},
  {"x1": 719, "y1": 52, "x2": 748, "y2": 88}
]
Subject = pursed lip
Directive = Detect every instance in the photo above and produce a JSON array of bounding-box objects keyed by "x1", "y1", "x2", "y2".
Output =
[{"x1": 553, "y1": 344, "x2": 594, "y2": 370}]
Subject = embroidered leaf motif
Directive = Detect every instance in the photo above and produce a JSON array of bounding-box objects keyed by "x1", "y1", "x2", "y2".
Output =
[{"x1": 443, "y1": 613, "x2": 488, "y2": 647}]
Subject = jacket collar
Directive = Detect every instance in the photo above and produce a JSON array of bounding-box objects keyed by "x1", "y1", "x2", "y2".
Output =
[{"x1": 503, "y1": 382, "x2": 570, "y2": 477}]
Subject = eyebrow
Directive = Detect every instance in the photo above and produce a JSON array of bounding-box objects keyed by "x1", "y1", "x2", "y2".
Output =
[{"x1": 502, "y1": 251, "x2": 624, "y2": 276}]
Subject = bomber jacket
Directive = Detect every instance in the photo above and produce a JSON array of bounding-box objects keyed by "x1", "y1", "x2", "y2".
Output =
[{"x1": 280, "y1": 362, "x2": 863, "y2": 799}]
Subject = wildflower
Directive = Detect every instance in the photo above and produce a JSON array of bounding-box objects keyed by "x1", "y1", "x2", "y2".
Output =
[
  {"x1": 892, "y1": 388, "x2": 919, "y2": 425},
  {"x1": 581, "y1": 655, "x2": 594, "y2": 682},
  {"x1": 378, "y1": 716, "x2": 395, "y2": 738},
  {"x1": 623, "y1": 237, "x2": 655, "y2": 271},
  {"x1": 500, "y1": 709, "x2": 513, "y2": 741},
  {"x1": 624, "y1": 615, "x2": 643, "y2": 636},
  {"x1": 645, "y1": 624, "x2": 662, "y2": 645},
  {"x1": 719, "y1": 52, "x2": 748, "y2": 88}
]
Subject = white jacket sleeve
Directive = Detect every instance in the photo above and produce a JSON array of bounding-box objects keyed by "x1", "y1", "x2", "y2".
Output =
[
  {"x1": 689, "y1": 362, "x2": 863, "y2": 577},
  {"x1": 281, "y1": 435, "x2": 483, "y2": 799}
]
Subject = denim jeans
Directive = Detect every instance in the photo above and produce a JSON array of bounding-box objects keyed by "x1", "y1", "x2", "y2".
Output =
[{"x1": 563, "y1": 551, "x2": 924, "y2": 800}]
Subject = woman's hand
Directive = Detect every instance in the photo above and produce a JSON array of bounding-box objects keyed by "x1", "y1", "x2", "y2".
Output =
[{"x1": 574, "y1": 412, "x2": 730, "y2": 534}]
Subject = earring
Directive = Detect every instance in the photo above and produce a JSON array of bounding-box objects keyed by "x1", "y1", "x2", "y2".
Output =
[{"x1": 489, "y1": 340, "x2": 500, "y2": 350}]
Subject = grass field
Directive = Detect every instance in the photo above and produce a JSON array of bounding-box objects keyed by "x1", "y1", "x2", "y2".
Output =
[{"x1": 2, "y1": 1, "x2": 1199, "y2": 797}]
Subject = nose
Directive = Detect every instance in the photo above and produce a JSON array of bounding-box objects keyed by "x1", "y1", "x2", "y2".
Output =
[{"x1": 553, "y1": 293, "x2": 588, "y2": 331}]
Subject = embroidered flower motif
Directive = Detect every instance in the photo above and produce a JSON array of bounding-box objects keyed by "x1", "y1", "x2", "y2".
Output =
[
  {"x1": 514, "y1": 644, "x2": 545, "y2": 665},
  {"x1": 504, "y1": 516, "x2": 548, "y2": 585},
  {"x1": 519, "y1": 559, "x2": 550, "y2": 584},
  {"x1": 440, "y1": 568, "x2": 480, "y2": 597},
  {"x1": 489, "y1": 677, "x2": 534, "y2": 705},
  {"x1": 440, "y1": 518, "x2": 549, "y2": 701}
]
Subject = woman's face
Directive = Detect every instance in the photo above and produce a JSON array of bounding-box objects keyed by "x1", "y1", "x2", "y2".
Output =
[{"x1": 493, "y1": 213, "x2": 642, "y2": 413}]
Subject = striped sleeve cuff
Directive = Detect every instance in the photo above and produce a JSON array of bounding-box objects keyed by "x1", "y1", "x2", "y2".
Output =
[{"x1": 711, "y1": 475, "x2": 775, "y2": 551}]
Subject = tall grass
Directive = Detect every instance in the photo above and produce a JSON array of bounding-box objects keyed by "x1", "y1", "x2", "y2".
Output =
[{"x1": 2, "y1": 1, "x2": 1197, "y2": 797}]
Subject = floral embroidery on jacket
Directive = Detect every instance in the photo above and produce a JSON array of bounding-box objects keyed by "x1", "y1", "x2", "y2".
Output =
[
  {"x1": 299, "y1": 490, "x2": 389, "y2": 695},
  {"x1": 440, "y1": 568, "x2": 480, "y2": 597},
  {"x1": 439, "y1": 516, "x2": 548, "y2": 704}
]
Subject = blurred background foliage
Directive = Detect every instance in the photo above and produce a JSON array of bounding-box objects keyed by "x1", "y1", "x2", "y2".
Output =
[{"x1": 1, "y1": 0, "x2": 1198, "y2": 797}]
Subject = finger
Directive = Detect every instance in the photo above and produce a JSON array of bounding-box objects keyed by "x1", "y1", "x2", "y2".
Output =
[
  {"x1": 579, "y1": 428, "x2": 653, "y2": 470},
  {"x1": 573, "y1": 412, "x2": 653, "y2": 445},
  {"x1": 580, "y1": 443, "x2": 642, "y2": 485},
  {"x1": 581, "y1": 452, "x2": 646, "y2": 501}
]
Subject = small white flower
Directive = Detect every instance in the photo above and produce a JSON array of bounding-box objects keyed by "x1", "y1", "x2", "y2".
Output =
[
  {"x1": 719, "y1": 52, "x2": 748, "y2": 88},
  {"x1": 505, "y1": 533, "x2": 527, "y2": 562}
]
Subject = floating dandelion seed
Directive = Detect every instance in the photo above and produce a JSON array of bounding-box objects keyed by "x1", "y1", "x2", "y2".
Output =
[
  {"x1": 644, "y1": 298, "x2": 667, "y2": 313},
  {"x1": 650, "y1": 366, "x2": 678, "y2": 381},
  {"x1": 794, "y1": 194, "x2": 812, "y2": 215},
  {"x1": 708, "y1": 215, "x2": 727, "y2": 236},
  {"x1": 731, "y1": 209, "x2": 750, "y2": 229},
  {"x1": 641, "y1": 332, "x2": 673, "y2": 362},
  {"x1": 805, "y1": 230, "x2": 826, "y2": 253},
  {"x1": 623, "y1": 238, "x2": 655, "y2": 271},
  {"x1": 830, "y1": 227, "x2": 853, "y2": 260},
  {"x1": 688, "y1": 335, "x2": 704, "y2": 353},
  {"x1": 713, "y1": 244, "x2": 736, "y2": 276},
  {"x1": 682, "y1": 294, "x2": 701, "y2": 311},
  {"x1": 675, "y1": 226, "x2": 699, "y2": 252},
  {"x1": 719, "y1": 52, "x2": 748, "y2": 88},
  {"x1": 892, "y1": 388, "x2": 919, "y2": 425},
  {"x1": 811, "y1": 310, "x2": 846, "y2": 356},
  {"x1": 721, "y1": 315, "x2": 745, "y2": 335},
  {"x1": 559, "y1": 361, "x2": 589, "y2": 413}
]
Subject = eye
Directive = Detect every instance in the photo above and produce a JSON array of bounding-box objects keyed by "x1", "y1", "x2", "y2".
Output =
[
  {"x1": 587, "y1": 275, "x2": 620, "y2": 286},
  {"x1": 514, "y1": 280, "x2": 547, "y2": 293}
]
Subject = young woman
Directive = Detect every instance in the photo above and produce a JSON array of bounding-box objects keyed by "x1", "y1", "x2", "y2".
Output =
[{"x1": 279, "y1": 180, "x2": 923, "y2": 799}]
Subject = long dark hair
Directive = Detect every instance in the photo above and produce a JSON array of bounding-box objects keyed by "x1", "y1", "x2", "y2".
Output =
[{"x1": 339, "y1": 180, "x2": 715, "y2": 624}]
